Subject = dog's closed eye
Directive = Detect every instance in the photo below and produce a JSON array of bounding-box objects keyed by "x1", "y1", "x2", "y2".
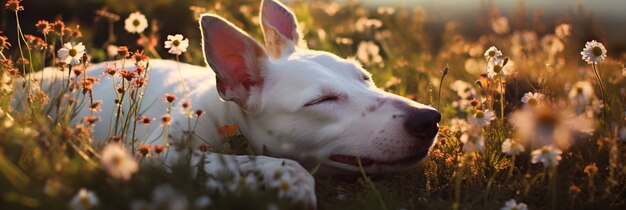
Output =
[{"x1": 304, "y1": 95, "x2": 340, "y2": 107}]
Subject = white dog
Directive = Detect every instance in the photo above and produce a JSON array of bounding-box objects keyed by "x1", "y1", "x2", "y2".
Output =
[{"x1": 31, "y1": 0, "x2": 440, "y2": 207}]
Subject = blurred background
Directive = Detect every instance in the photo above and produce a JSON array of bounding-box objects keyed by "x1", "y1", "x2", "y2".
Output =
[{"x1": 2, "y1": 0, "x2": 624, "y2": 63}]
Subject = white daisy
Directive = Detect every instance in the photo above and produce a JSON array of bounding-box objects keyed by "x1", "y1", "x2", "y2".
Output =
[
  {"x1": 484, "y1": 46, "x2": 502, "y2": 60},
  {"x1": 460, "y1": 131, "x2": 484, "y2": 154},
  {"x1": 269, "y1": 169, "x2": 299, "y2": 199},
  {"x1": 580, "y1": 40, "x2": 607, "y2": 64},
  {"x1": 356, "y1": 41, "x2": 383, "y2": 66},
  {"x1": 470, "y1": 109, "x2": 495, "y2": 127},
  {"x1": 500, "y1": 199, "x2": 528, "y2": 210},
  {"x1": 57, "y1": 42, "x2": 85, "y2": 65},
  {"x1": 100, "y1": 143, "x2": 138, "y2": 181},
  {"x1": 69, "y1": 188, "x2": 98, "y2": 210},
  {"x1": 541, "y1": 34, "x2": 565, "y2": 55},
  {"x1": 531, "y1": 145, "x2": 562, "y2": 168},
  {"x1": 487, "y1": 57, "x2": 512, "y2": 79},
  {"x1": 509, "y1": 105, "x2": 594, "y2": 148},
  {"x1": 555, "y1": 23, "x2": 571, "y2": 40},
  {"x1": 501, "y1": 138, "x2": 525, "y2": 156},
  {"x1": 491, "y1": 16, "x2": 510, "y2": 35},
  {"x1": 568, "y1": 81, "x2": 595, "y2": 112},
  {"x1": 521, "y1": 92, "x2": 544, "y2": 107},
  {"x1": 164, "y1": 34, "x2": 189, "y2": 55},
  {"x1": 124, "y1": 11, "x2": 148, "y2": 34}
]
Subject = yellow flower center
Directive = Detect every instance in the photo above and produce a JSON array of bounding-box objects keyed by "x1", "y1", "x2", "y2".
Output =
[
  {"x1": 493, "y1": 65, "x2": 502, "y2": 73},
  {"x1": 80, "y1": 194, "x2": 91, "y2": 208},
  {"x1": 528, "y1": 98, "x2": 538, "y2": 106},
  {"x1": 111, "y1": 155, "x2": 123, "y2": 166},
  {"x1": 280, "y1": 181, "x2": 290, "y2": 190},
  {"x1": 541, "y1": 147, "x2": 550, "y2": 155},
  {"x1": 576, "y1": 87, "x2": 583, "y2": 94},
  {"x1": 69, "y1": 48, "x2": 78, "y2": 57},
  {"x1": 173, "y1": 40, "x2": 180, "y2": 47},
  {"x1": 488, "y1": 51, "x2": 496, "y2": 57},
  {"x1": 475, "y1": 111, "x2": 485, "y2": 119},
  {"x1": 133, "y1": 19, "x2": 140, "y2": 27},
  {"x1": 592, "y1": 46, "x2": 603, "y2": 57}
]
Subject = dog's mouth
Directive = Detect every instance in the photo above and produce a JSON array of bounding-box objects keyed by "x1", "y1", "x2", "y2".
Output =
[{"x1": 329, "y1": 150, "x2": 428, "y2": 167}]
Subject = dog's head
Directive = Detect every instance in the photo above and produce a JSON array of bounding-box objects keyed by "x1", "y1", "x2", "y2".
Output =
[{"x1": 200, "y1": 0, "x2": 440, "y2": 173}]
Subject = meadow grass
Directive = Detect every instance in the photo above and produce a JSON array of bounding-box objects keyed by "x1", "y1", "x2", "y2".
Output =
[{"x1": 0, "y1": 0, "x2": 625, "y2": 209}]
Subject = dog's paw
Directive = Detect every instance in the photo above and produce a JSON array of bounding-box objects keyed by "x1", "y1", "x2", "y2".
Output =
[{"x1": 200, "y1": 154, "x2": 316, "y2": 209}]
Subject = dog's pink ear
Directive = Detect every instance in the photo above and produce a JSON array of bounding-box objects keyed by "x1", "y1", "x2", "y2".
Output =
[
  {"x1": 200, "y1": 15, "x2": 266, "y2": 109},
  {"x1": 260, "y1": 0, "x2": 302, "y2": 59}
]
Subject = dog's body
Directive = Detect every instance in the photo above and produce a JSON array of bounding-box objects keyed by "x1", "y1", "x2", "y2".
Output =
[{"x1": 30, "y1": 0, "x2": 440, "y2": 207}]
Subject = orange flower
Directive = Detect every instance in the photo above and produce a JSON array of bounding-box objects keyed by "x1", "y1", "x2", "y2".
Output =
[
  {"x1": 218, "y1": 125, "x2": 238, "y2": 137},
  {"x1": 117, "y1": 46, "x2": 129, "y2": 58},
  {"x1": 5, "y1": 0, "x2": 23, "y2": 12},
  {"x1": 138, "y1": 144, "x2": 151, "y2": 156},
  {"x1": 164, "y1": 94, "x2": 176, "y2": 103},
  {"x1": 153, "y1": 145, "x2": 165, "y2": 154},
  {"x1": 161, "y1": 114, "x2": 171, "y2": 125}
]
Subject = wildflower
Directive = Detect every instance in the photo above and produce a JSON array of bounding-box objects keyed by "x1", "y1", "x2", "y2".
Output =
[
  {"x1": 270, "y1": 169, "x2": 298, "y2": 199},
  {"x1": 132, "y1": 50, "x2": 148, "y2": 62},
  {"x1": 138, "y1": 144, "x2": 151, "y2": 157},
  {"x1": 50, "y1": 20, "x2": 65, "y2": 36},
  {"x1": 5, "y1": 0, "x2": 23, "y2": 12},
  {"x1": 43, "y1": 178, "x2": 62, "y2": 197},
  {"x1": 35, "y1": 20, "x2": 51, "y2": 34},
  {"x1": 583, "y1": 163, "x2": 598, "y2": 176},
  {"x1": 356, "y1": 41, "x2": 383, "y2": 66},
  {"x1": 568, "y1": 81, "x2": 595, "y2": 111},
  {"x1": 100, "y1": 143, "x2": 139, "y2": 180},
  {"x1": 449, "y1": 80, "x2": 477, "y2": 99},
  {"x1": 218, "y1": 125, "x2": 238, "y2": 137},
  {"x1": 355, "y1": 17, "x2": 382, "y2": 32},
  {"x1": 501, "y1": 138, "x2": 525, "y2": 156},
  {"x1": 164, "y1": 34, "x2": 189, "y2": 55},
  {"x1": 580, "y1": 40, "x2": 607, "y2": 64},
  {"x1": 140, "y1": 116, "x2": 152, "y2": 125},
  {"x1": 161, "y1": 114, "x2": 171, "y2": 125},
  {"x1": 470, "y1": 109, "x2": 495, "y2": 127},
  {"x1": 118, "y1": 70, "x2": 135, "y2": 81},
  {"x1": 69, "y1": 188, "x2": 98, "y2": 210},
  {"x1": 484, "y1": 46, "x2": 502, "y2": 60},
  {"x1": 117, "y1": 46, "x2": 130, "y2": 58},
  {"x1": 104, "y1": 64, "x2": 117, "y2": 76},
  {"x1": 24, "y1": 34, "x2": 47, "y2": 51},
  {"x1": 163, "y1": 94, "x2": 176, "y2": 103},
  {"x1": 520, "y1": 92, "x2": 544, "y2": 108},
  {"x1": 195, "y1": 109, "x2": 205, "y2": 117},
  {"x1": 510, "y1": 105, "x2": 593, "y2": 148},
  {"x1": 153, "y1": 145, "x2": 165, "y2": 154},
  {"x1": 487, "y1": 57, "x2": 511, "y2": 79},
  {"x1": 460, "y1": 131, "x2": 484, "y2": 154},
  {"x1": 84, "y1": 116, "x2": 99, "y2": 125},
  {"x1": 555, "y1": 23, "x2": 571, "y2": 40},
  {"x1": 500, "y1": 199, "x2": 528, "y2": 210},
  {"x1": 541, "y1": 35, "x2": 564, "y2": 55},
  {"x1": 57, "y1": 42, "x2": 86, "y2": 65},
  {"x1": 569, "y1": 185, "x2": 582, "y2": 195},
  {"x1": 124, "y1": 11, "x2": 148, "y2": 34},
  {"x1": 0, "y1": 34, "x2": 10, "y2": 51},
  {"x1": 236, "y1": 173, "x2": 258, "y2": 190},
  {"x1": 531, "y1": 145, "x2": 562, "y2": 168},
  {"x1": 491, "y1": 16, "x2": 510, "y2": 35}
]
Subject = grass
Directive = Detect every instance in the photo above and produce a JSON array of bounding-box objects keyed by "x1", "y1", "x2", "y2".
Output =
[{"x1": 1, "y1": 0, "x2": 625, "y2": 209}]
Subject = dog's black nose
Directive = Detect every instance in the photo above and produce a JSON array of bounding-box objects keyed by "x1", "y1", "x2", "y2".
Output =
[{"x1": 403, "y1": 108, "x2": 441, "y2": 139}]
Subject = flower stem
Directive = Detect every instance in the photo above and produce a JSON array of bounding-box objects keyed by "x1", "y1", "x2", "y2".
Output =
[{"x1": 591, "y1": 63, "x2": 607, "y2": 133}]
